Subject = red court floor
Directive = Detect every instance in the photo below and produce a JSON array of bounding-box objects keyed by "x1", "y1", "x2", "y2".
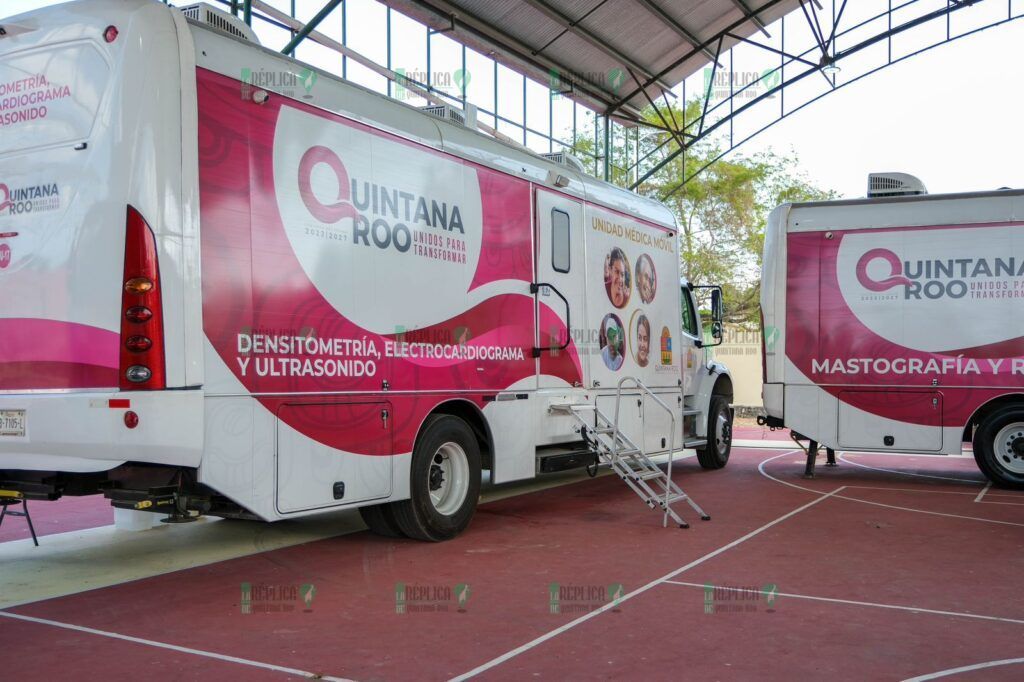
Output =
[
  {"x1": 1, "y1": 446, "x2": 1021, "y2": 681},
  {"x1": 0, "y1": 494, "x2": 112, "y2": 543}
]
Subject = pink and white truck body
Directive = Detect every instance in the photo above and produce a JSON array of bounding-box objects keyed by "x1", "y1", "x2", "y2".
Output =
[
  {"x1": 761, "y1": 186, "x2": 1024, "y2": 487},
  {"x1": 0, "y1": 0, "x2": 733, "y2": 539}
]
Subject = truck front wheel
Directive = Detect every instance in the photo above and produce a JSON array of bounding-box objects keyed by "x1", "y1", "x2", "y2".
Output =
[
  {"x1": 392, "y1": 415, "x2": 482, "y2": 541},
  {"x1": 974, "y1": 404, "x2": 1024, "y2": 489},
  {"x1": 696, "y1": 395, "x2": 732, "y2": 470}
]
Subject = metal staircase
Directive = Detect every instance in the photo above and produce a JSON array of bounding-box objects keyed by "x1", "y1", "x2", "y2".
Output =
[{"x1": 550, "y1": 378, "x2": 710, "y2": 528}]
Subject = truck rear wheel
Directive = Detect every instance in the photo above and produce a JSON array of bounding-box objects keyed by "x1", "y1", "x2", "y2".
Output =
[
  {"x1": 391, "y1": 415, "x2": 482, "y2": 541},
  {"x1": 696, "y1": 396, "x2": 732, "y2": 470},
  {"x1": 973, "y1": 404, "x2": 1024, "y2": 490},
  {"x1": 359, "y1": 503, "x2": 405, "y2": 538}
]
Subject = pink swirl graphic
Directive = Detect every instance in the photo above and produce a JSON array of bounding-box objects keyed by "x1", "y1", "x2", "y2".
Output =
[
  {"x1": 297, "y1": 145, "x2": 359, "y2": 224},
  {"x1": 855, "y1": 247, "x2": 912, "y2": 292}
]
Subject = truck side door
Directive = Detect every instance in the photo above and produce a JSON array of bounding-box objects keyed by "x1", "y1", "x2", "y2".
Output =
[{"x1": 534, "y1": 188, "x2": 587, "y2": 389}]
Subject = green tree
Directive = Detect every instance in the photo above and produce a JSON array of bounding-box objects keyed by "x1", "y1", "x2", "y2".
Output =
[{"x1": 570, "y1": 100, "x2": 834, "y2": 323}]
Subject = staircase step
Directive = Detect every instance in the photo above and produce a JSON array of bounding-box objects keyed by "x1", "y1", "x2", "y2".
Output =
[
  {"x1": 681, "y1": 408, "x2": 702, "y2": 417},
  {"x1": 548, "y1": 403, "x2": 595, "y2": 414},
  {"x1": 657, "y1": 493, "x2": 690, "y2": 506},
  {"x1": 632, "y1": 470, "x2": 665, "y2": 481}
]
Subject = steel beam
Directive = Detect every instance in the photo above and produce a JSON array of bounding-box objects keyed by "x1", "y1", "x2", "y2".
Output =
[
  {"x1": 606, "y1": 0, "x2": 790, "y2": 116},
  {"x1": 402, "y1": 0, "x2": 643, "y2": 115},
  {"x1": 281, "y1": 0, "x2": 343, "y2": 55},
  {"x1": 519, "y1": 0, "x2": 676, "y2": 95},
  {"x1": 631, "y1": 0, "x2": 720, "y2": 64},
  {"x1": 729, "y1": 0, "x2": 771, "y2": 37},
  {"x1": 638, "y1": 0, "x2": 993, "y2": 194},
  {"x1": 251, "y1": 0, "x2": 519, "y2": 145}
]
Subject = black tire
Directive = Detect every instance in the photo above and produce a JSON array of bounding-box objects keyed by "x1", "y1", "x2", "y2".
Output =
[
  {"x1": 696, "y1": 395, "x2": 732, "y2": 470},
  {"x1": 358, "y1": 503, "x2": 406, "y2": 538},
  {"x1": 973, "y1": 404, "x2": 1024, "y2": 490},
  {"x1": 391, "y1": 415, "x2": 482, "y2": 542}
]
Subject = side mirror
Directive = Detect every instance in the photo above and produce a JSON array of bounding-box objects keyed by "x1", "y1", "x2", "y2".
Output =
[
  {"x1": 712, "y1": 321, "x2": 723, "y2": 342},
  {"x1": 711, "y1": 288, "x2": 724, "y2": 323}
]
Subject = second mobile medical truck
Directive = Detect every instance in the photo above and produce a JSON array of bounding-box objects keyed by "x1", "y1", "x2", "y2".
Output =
[{"x1": 761, "y1": 173, "x2": 1024, "y2": 488}]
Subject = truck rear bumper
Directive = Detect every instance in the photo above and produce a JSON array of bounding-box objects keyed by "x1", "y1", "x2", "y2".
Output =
[
  {"x1": 762, "y1": 383, "x2": 784, "y2": 419},
  {"x1": 0, "y1": 389, "x2": 203, "y2": 472}
]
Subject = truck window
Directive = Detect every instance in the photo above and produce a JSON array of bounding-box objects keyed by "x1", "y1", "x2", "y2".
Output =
[
  {"x1": 551, "y1": 209, "x2": 570, "y2": 273},
  {"x1": 681, "y1": 287, "x2": 699, "y2": 337}
]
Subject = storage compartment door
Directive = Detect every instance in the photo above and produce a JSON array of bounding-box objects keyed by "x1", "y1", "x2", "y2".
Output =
[
  {"x1": 838, "y1": 391, "x2": 942, "y2": 451},
  {"x1": 276, "y1": 401, "x2": 392, "y2": 513}
]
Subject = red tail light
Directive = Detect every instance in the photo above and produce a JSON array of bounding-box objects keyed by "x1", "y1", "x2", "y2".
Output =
[
  {"x1": 119, "y1": 207, "x2": 165, "y2": 390},
  {"x1": 759, "y1": 309, "x2": 768, "y2": 384}
]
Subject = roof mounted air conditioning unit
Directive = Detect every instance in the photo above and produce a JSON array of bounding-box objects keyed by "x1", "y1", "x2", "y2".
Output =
[
  {"x1": 420, "y1": 103, "x2": 478, "y2": 129},
  {"x1": 541, "y1": 151, "x2": 586, "y2": 174},
  {"x1": 867, "y1": 172, "x2": 927, "y2": 198},
  {"x1": 178, "y1": 3, "x2": 260, "y2": 44}
]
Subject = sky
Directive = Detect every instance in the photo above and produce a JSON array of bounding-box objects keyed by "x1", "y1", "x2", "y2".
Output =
[
  {"x1": 5, "y1": 0, "x2": 1024, "y2": 198},
  {"x1": 739, "y1": 16, "x2": 1024, "y2": 197}
]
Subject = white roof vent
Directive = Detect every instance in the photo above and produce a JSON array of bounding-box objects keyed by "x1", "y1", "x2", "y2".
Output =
[
  {"x1": 868, "y1": 172, "x2": 927, "y2": 198},
  {"x1": 178, "y1": 3, "x2": 260, "y2": 44},
  {"x1": 420, "y1": 103, "x2": 477, "y2": 129},
  {"x1": 541, "y1": 151, "x2": 586, "y2": 174}
]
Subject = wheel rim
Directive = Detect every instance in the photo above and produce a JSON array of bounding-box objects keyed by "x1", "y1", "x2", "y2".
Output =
[
  {"x1": 715, "y1": 410, "x2": 731, "y2": 453},
  {"x1": 428, "y1": 441, "x2": 470, "y2": 516},
  {"x1": 993, "y1": 422, "x2": 1024, "y2": 475}
]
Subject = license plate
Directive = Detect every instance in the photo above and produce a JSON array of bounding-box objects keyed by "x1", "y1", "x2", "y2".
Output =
[{"x1": 0, "y1": 409, "x2": 25, "y2": 437}]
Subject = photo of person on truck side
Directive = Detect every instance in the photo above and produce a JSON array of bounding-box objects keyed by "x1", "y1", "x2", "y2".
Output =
[
  {"x1": 600, "y1": 313, "x2": 625, "y2": 370},
  {"x1": 604, "y1": 247, "x2": 631, "y2": 308},
  {"x1": 632, "y1": 312, "x2": 651, "y2": 367},
  {"x1": 636, "y1": 254, "x2": 657, "y2": 304}
]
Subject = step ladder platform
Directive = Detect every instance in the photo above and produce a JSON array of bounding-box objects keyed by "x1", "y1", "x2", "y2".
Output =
[{"x1": 549, "y1": 387, "x2": 711, "y2": 529}]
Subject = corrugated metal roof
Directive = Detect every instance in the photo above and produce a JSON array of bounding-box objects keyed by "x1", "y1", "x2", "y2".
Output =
[{"x1": 383, "y1": 0, "x2": 803, "y2": 116}]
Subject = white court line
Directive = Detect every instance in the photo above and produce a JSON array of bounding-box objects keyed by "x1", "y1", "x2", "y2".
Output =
[
  {"x1": 0, "y1": 611, "x2": 353, "y2": 681},
  {"x1": 903, "y1": 658, "x2": 1024, "y2": 681},
  {"x1": 838, "y1": 453, "x2": 984, "y2": 485},
  {"x1": 758, "y1": 451, "x2": 1024, "y2": 528},
  {"x1": 847, "y1": 486, "x2": 1024, "y2": 506},
  {"x1": 449, "y1": 486, "x2": 847, "y2": 681},
  {"x1": 844, "y1": 485, "x2": 1022, "y2": 498},
  {"x1": 665, "y1": 581, "x2": 1024, "y2": 626},
  {"x1": 836, "y1": 456, "x2": 1024, "y2": 506}
]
